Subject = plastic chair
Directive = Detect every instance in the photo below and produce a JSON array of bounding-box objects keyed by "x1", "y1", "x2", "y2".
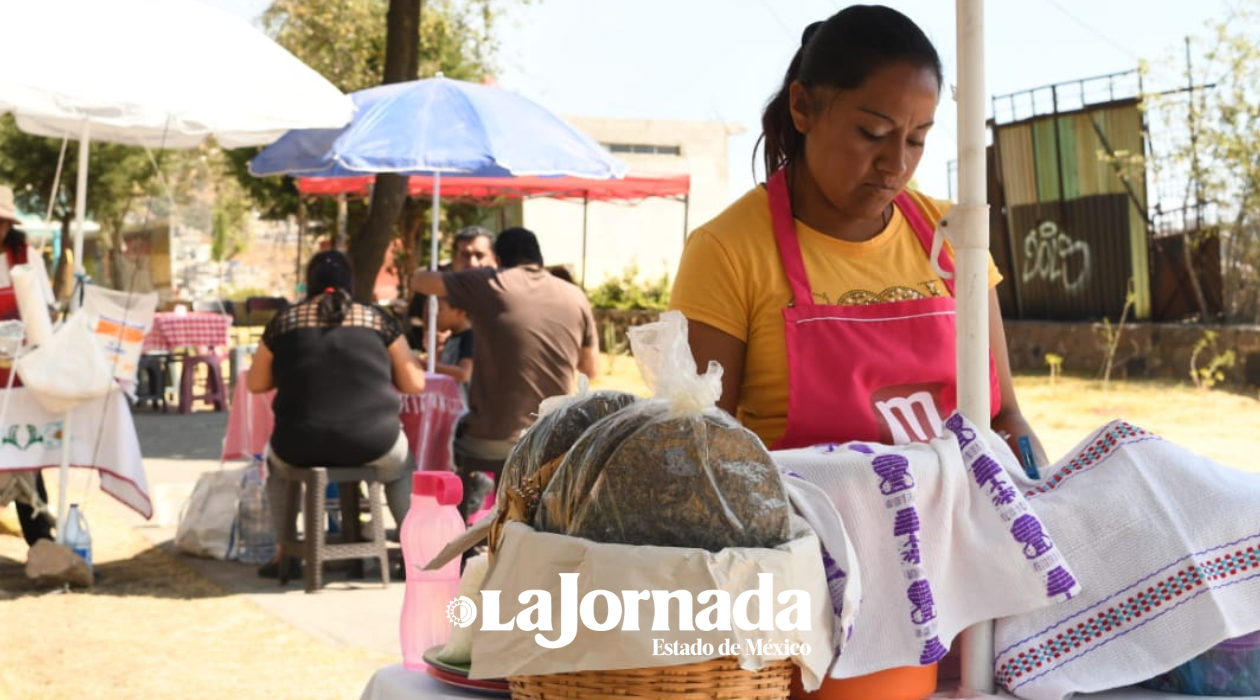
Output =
[
  {"x1": 268, "y1": 458, "x2": 391, "y2": 593},
  {"x1": 177, "y1": 354, "x2": 227, "y2": 413}
]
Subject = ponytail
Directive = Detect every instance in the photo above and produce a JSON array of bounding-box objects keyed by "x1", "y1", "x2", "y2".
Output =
[
  {"x1": 758, "y1": 45, "x2": 808, "y2": 178},
  {"x1": 317, "y1": 288, "x2": 351, "y2": 325}
]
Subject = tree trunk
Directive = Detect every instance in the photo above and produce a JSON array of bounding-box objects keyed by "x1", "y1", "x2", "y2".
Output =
[{"x1": 348, "y1": 0, "x2": 421, "y2": 303}]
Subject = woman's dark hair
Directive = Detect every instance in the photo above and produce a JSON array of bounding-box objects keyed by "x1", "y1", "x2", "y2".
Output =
[
  {"x1": 758, "y1": 5, "x2": 943, "y2": 177},
  {"x1": 305, "y1": 250, "x2": 355, "y2": 324},
  {"x1": 493, "y1": 227, "x2": 544, "y2": 268},
  {"x1": 2, "y1": 226, "x2": 26, "y2": 261}
]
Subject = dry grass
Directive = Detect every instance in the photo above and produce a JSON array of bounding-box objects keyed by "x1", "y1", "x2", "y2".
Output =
[{"x1": 0, "y1": 359, "x2": 1254, "y2": 700}]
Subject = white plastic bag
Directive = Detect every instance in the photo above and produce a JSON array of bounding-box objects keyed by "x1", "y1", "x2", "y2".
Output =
[
  {"x1": 15, "y1": 312, "x2": 114, "y2": 414},
  {"x1": 175, "y1": 467, "x2": 246, "y2": 560}
]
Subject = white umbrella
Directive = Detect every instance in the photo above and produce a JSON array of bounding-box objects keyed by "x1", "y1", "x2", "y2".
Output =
[
  {"x1": 0, "y1": 0, "x2": 355, "y2": 287},
  {"x1": 0, "y1": 0, "x2": 354, "y2": 545}
]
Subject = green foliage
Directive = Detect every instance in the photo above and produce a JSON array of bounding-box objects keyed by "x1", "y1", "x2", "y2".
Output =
[
  {"x1": 0, "y1": 114, "x2": 173, "y2": 291},
  {"x1": 586, "y1": 265, "x2": 671, "y2": 311},
  {"x1": 1189, "y1": 330, "x2": 1238, "y2": 391},
  {"x1": 1145, "y1": 7, "x2": 1260, "y2": 323}
]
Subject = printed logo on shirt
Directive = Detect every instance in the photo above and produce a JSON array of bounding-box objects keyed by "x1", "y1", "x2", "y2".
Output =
[{"x1": 870, "y1": 384, "x2": 946, "y2": 444}]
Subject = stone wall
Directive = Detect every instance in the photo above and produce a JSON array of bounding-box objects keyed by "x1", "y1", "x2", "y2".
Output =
[
  {"x1": 1005, "y1": 321, "x2": 1260, "y2": 388},
  {"x1": 593, "y1": 310, "x2": 1260, "y2": 390}
]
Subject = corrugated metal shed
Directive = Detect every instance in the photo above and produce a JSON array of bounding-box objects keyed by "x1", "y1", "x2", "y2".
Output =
[{"x1": 991, "y1": 99, "x2": 1150, "y2": 321}]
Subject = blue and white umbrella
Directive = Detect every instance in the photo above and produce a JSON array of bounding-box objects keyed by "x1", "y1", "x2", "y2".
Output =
[
  {"x1": 249, "y1": 75, "x2": 626, "y2": 371},
  {"x1": 250, "y1": 75, "x2": 626, "y2": 180}
]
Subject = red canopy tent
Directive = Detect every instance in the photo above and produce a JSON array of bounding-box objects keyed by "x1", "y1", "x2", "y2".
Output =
[
  {"x1": 296, "y1": 172, "x2": 692, "y2": 287},
  {"x1": 297, "y1": 172, "x2": 690, "y2": 202}
]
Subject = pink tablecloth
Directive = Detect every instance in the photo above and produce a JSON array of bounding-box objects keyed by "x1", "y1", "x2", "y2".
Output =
[
  {"x1": 142, "y1": 312, "x2": 232, "y2": 352},
  {"x1": 221, "y1": 374, "x2": 465, "y2": 472}
]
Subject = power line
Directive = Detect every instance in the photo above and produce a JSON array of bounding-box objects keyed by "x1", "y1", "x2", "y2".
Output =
[{"x1": 1038, "y1": 0, "x2": 1141, "y2": 61}]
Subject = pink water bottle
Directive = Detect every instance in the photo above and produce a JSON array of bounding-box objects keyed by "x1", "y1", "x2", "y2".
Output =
[{"x1": 400, "y1": 471, "x2": 465, "y2": 670}]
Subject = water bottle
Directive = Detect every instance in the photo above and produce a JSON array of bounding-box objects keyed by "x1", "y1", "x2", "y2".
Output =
[
  {"x1": 63, "y1": 504, "x2": 93, "y2": 570},
  {"x1": 233, "y1": 457, "x2": 276, "y2": 565},
  {"x1": 399, "y1": 471, "x2": 465, "y2": 670}
]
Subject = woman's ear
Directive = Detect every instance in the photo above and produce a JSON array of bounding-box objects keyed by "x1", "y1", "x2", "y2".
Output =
[{"x1": 788, "y1": 81, "x2": 812, "y2": 134}]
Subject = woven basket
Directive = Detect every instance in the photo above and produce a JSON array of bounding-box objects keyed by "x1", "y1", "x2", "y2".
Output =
[{"x1": 508, "y1": 656, "x2": 794, "y2": 700}]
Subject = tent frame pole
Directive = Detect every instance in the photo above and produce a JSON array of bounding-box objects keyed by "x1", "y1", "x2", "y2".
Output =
[
  {"x1": 425, "y1": 172, "x2": 441, "y2": 374},
  {"x1": 956, "y1": 0, "x2": 995, "y2": 693}
]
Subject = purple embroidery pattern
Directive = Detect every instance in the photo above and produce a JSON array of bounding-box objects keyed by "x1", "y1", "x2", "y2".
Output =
[
  {"x1": 972, "y1": 455, "x2": 1018, "y2": 506},
  {"x1": 1044, "y1": 566, "x2": 1078, "y2": 598},
  {"x1": 906, "y1": 579, "x2": 937, "y2": 624},
  {"x1": 820, "y1": 549, "x2": 848, "y2": 620},
  {"x1": 873, "y1": 454, "x2": 915, "y2": 494},
  {"x1": 894, "y1": 508, "x2": 922, "y2": 565},
  {"x1": 1010, "y1": 514, "x2": 1055, "y2": 559},
  {"x1": 866, "y1": 447, "x2": 941, "y2": 661},
  {"x1": 943, "y1": 412, "x2": 1081, "y2": 606},
  {"x1": 944, "y1": 413, "x2": 976, "y2": 448},
  {"x1": 920, "y1": 637, "x2": 949, "y2": 665}
]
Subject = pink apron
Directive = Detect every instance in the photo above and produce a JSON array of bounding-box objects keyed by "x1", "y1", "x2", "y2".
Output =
[{"x1": 767, "y1": 169, "x2": 1000, "y2": 450}]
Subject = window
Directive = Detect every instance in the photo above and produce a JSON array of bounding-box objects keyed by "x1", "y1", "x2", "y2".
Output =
[{"x1": 604, "y1": 142, "x2": 682, "y2": 156}]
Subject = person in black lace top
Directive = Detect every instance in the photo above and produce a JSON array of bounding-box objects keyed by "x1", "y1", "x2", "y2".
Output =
[{"x1": 247, "y1": 251, "x2": 426, "y2": 572}]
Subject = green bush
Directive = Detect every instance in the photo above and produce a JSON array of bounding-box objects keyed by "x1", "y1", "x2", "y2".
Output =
[{"x1": 587, "y1": 265, "x2": 670, "y2": 311}]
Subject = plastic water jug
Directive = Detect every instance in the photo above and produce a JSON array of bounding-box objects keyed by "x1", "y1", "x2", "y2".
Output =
[
  {"x1": 399, "y1": 471, "x2": 465, "y2": 670},
  {"x1": 63, "y1": 503, "x2": 93, "y2": 570},
  {"x1": 232, "y1": 457, "x2": 276, "y2": 565}
]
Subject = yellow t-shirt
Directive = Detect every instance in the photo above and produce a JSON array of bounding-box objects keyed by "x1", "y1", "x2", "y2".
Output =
[{"x1": 669, "y1": 185, "x2": 1001, "y2": 446}]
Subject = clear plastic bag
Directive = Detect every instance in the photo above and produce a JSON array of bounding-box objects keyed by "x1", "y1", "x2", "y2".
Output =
[
  {"x1": 535, "y1": 311, "x2": 790, "y2": 551},
  {"x1": 498, "y1": 374, "x2": 639, "y2": 509}
]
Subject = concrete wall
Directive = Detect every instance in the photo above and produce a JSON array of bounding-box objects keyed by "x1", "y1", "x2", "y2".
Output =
[{"x1": 522, "y1": 117, "x2": 735, "y2": 289}]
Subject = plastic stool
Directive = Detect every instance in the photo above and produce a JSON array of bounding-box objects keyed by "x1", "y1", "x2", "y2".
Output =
[
  {"x1": 178, "y1": 354, "x2": 226, "y2": 413},
  {"x1": 269, "y1": 458, "x2": 391, "y2": 593}
]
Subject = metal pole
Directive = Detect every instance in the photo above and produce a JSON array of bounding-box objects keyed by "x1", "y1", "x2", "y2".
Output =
[
  {"x1": 71, "y1": 121, "x2": 90, "y2": 311},
  {"x1": 426, "y1": 172, "x2": 441, "y2": 374},
  {"x1": 335, "y1": 193, "x2": 348, "y2": 251},
  {"x1": 956, "y1": 0, "x2": 995, "y2": 693},
  {"x1": 580, "y1": 194, "x2": 589, "y2": 288}
]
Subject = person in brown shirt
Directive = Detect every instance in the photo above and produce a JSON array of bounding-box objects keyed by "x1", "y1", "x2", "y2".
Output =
[{"x1": 411, "y1": 227, "x2": 599, "y2": 517}]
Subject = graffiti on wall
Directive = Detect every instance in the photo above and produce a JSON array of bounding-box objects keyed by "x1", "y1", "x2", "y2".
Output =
[{"x1": 1021, "y1": 220, "x2": 1091, "y2": 294}]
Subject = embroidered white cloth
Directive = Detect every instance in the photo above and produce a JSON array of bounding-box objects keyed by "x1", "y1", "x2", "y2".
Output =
[
  {"x1": 773, "y1": 413, "x2": 1080, "y2": 679},
  {"x1": 0, "y1": 386, "x2": 149, "y2": 517},
  {"x1": 994, "y1": 421, "x2": 1260, "y2": 700}
]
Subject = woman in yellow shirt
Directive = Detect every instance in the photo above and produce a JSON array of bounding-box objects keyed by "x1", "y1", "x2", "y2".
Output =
[{"x1": 670, "y1": 5, "x2": 1045, "y2": 464}]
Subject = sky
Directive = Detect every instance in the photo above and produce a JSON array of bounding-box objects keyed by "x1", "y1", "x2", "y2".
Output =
[{"x1": 212, "y1": 0, "x2": 1239, "y2": 201}]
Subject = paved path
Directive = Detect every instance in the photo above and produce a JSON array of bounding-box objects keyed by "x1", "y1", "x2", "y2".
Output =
[{"x1": 125, "y1": 408, "x2": 406, "y2": 663}]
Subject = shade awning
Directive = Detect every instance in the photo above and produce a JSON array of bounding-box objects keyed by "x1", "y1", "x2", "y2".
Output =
[{"x1": 296, "y1": 172, "x2": 690, "y2": 202}]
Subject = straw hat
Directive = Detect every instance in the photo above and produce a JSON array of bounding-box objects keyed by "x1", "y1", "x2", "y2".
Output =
[{"x1": 0, "y1": 185, "x2": 20, "y2": 224}]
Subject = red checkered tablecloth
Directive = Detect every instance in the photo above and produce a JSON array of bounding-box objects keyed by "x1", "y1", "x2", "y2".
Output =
[{"x1": 142, "y1": 312, "x2": 232, "y2": 352}]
